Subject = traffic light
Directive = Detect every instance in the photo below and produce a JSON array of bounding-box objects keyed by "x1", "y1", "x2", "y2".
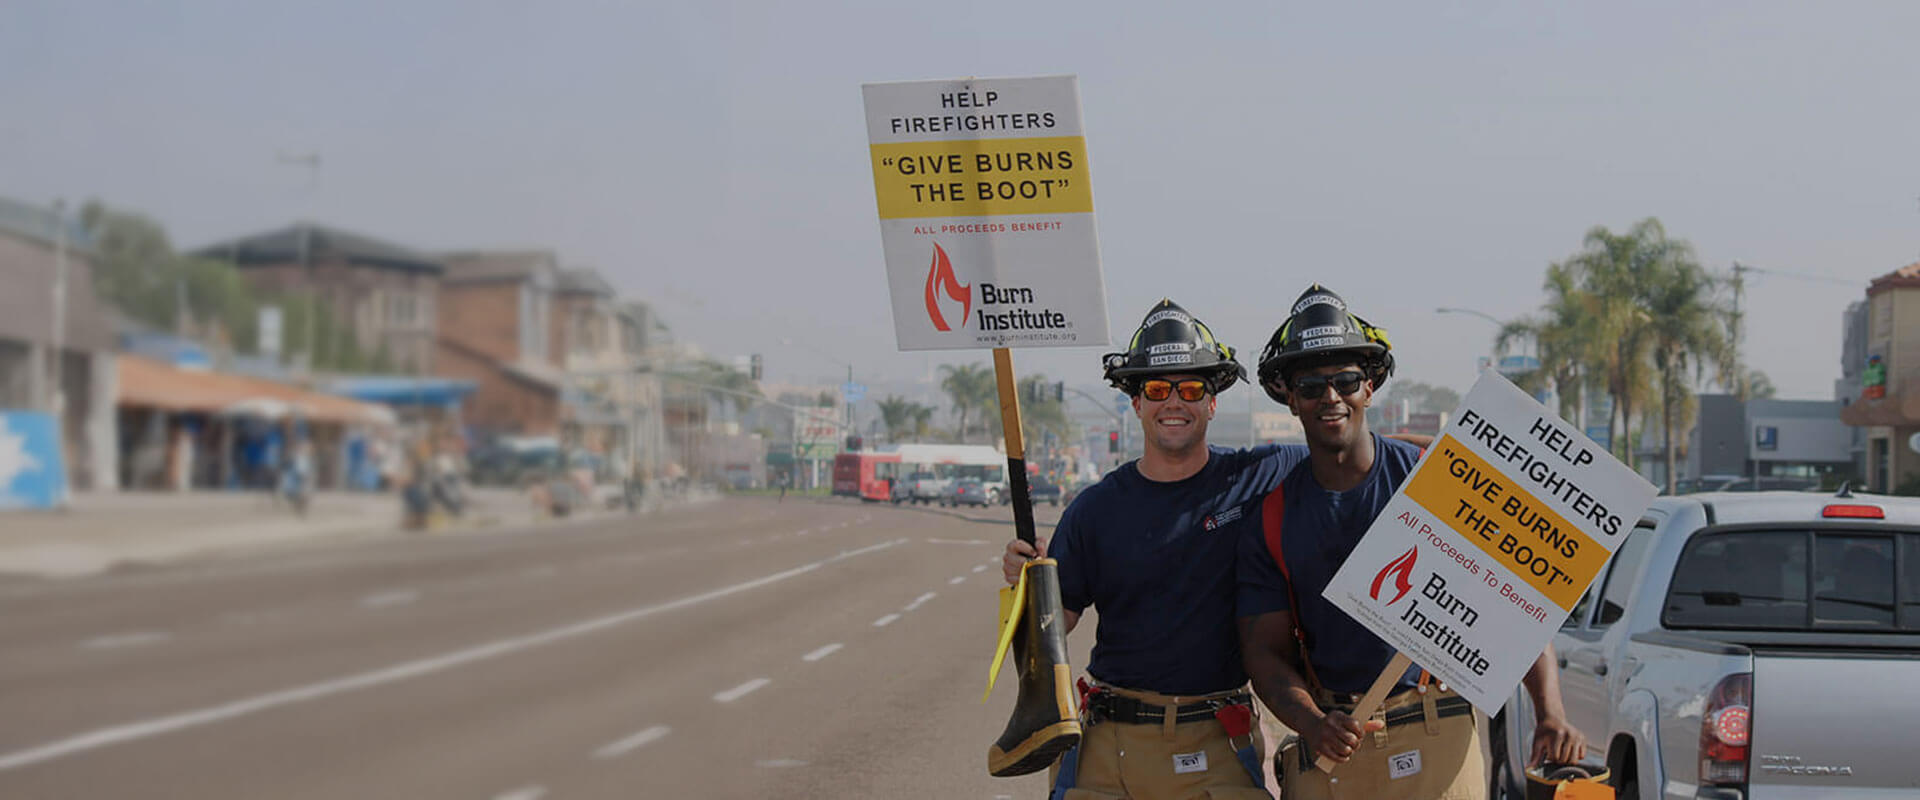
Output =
[
  {"x1": 749, "y1": 353, "x2": 763, "y2": 381},
  {"x1": 1108, "y1": 431, "x2": 1119, "y2": 453},
  {"x1": 845, "y1": 435, "x2": 863, "y2": 451}
]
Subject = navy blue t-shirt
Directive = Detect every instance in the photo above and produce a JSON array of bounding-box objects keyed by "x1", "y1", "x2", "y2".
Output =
[
  {"x1": 1235, "y1": 435, "x2": 1424, "y2": 694},
  {"x1": 1051, "y1": 444, "x2": 1307, "y2": 696}
]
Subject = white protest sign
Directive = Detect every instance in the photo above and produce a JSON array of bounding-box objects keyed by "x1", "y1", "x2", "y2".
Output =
[
  {"x1": 862, "y1": 75, "x2": 1109, "y2": 351},
  {"x1": 1324, "y1": 371, "x2": 1658, "y2": 712}
]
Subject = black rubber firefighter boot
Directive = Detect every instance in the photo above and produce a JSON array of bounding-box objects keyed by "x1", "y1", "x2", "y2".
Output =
[{"x1": 987, "y1": 558, "x2": 1082, "y2": 777}]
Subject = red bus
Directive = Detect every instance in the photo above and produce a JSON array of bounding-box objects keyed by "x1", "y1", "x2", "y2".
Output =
[{"x1": 832, "y1": 451, "x2": 903, "y2": 501}]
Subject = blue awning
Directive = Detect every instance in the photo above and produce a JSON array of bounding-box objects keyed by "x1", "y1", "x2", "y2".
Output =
[{"x1": 323, "y1": 376, "x2": 478, "y2": 407}]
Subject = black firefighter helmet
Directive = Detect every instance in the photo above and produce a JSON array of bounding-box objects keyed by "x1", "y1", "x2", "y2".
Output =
[
  {"x1": 1101, "y1": 299, "x2": 1246, "y2": 395},
  {"x1": 1256, "y1": 284, "x2": 1395, "y2": 403}
]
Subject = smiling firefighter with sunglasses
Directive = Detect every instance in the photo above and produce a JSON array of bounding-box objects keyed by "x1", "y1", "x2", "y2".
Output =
[
  {"x1": 999, "y1": 298, "x2": 1309, "y2": 798},
  {"x1": 1235, "y1": 285, "x2": 1586, "y2": 800}
]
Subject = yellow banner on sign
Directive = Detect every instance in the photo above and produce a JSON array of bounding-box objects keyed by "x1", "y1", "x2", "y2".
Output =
[
  {"x1": 869, "y1": 136, "x2": 1092, "y2": 219},
  {"x1": 1404, "y1": 436, "x2": 1606, "y2": 610}
]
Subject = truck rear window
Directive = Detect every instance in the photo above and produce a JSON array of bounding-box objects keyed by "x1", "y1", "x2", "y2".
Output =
[{"x1": 1665, "y1": 530, "x2": 1915, "y2": 632}]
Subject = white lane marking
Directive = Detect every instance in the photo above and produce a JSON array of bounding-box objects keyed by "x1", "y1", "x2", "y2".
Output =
[
  {"x1": 0, "y1": 539, "x2": 902, "y2": 773},
  {"x1": 756, "y1": 758, "x2": 808, "y2": 768},
  {"x1": 926, "y1": 538, "x2": 988, "y2": 545},
  {"x1": 801, "y1": 643, "x2": 843, "y2": 662},
  {"x1": 972, "y1": 565, "x2": 988, "y2": 573},
  {"x1": 593, "y1": 725, "x2": 670, "y2": 759},
  {"x1": 81, "y1": 632, "x2": 171, "y2": 650},
  {"x1": 949, "y1": 576, "x2": 966, "y2": 585},
  {"x1": 360, "y1": 590, "x2": 420, "y2": 608},
  {"x1": 903, "y1": 592, "x2": 936, "y2": 612},
  {"x1": 494, "y1": 786, "x2": 546, "y2": 800},
  {"x1": 713, "y1": 678, "x2": 770, "y2": 703},
  {"x1": 873, "y1": 613, "x2": 901, "y2": 627}
]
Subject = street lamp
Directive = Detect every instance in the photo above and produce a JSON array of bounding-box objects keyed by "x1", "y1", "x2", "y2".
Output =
[{"x1": 1434, "y1": 307, "x2": 1503, "y2": 328}]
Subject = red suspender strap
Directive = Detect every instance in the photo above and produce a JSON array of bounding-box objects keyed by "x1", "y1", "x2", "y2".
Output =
[
  {"x1": 1261, "y1": 486, "x2": 1327, "y2": 693},
  {"x1": 1259, "y1": 488, "x2": 1297, "y2": 626}
]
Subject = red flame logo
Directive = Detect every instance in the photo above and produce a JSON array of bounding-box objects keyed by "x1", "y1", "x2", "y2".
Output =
[
  {"x1": 924, "y1": 242, "x2": 971, "y2": 332},
  {"x1": 1370, "y1": 546, "x2": 1418, "y2": 606}
]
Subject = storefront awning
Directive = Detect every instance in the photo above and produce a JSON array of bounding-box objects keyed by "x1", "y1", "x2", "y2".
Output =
[{"x1": 118, "y1": 355, "x2": 393, "y2": 426}]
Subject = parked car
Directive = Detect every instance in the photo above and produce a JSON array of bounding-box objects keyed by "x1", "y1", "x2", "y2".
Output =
[
  {"x1": 1023, "y1": 475, "x2": 1063, "y2": 507},
  {"x1": 1490, "y1": 488, "x2": 1920, "y2": 800},
  {"x1": 1669, "y1": 474, "x2": 1743, "y2": 495},
  {"x1": 896, "y1": 471, "x2": 944, "y2": 504},
  {"x1": 943, "y1": 478, "x2": 993, "y2": 507}
]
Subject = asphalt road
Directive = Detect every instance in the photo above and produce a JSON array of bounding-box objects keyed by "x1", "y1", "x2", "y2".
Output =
[{"x1": 0, "y1": 495, "x2": 1095, "y2": 799}]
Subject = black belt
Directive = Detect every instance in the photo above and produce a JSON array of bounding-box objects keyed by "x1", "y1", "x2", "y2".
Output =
[
  {"x1": 1087, "y1": 691, "x2": 1250, "y2": 726},
  {"x1": 1326, "y1": 694, "x2": 1473, "y2": 728}
]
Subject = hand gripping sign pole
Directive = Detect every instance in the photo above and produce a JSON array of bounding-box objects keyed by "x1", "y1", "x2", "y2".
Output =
[{"x1": 862, "y1": 74, "x2": 1108, "y2": 778}]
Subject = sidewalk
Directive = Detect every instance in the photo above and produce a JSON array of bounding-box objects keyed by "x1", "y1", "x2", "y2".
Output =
[{"x1": 0, "y1": 486, "x2": 701, "y2": 580}]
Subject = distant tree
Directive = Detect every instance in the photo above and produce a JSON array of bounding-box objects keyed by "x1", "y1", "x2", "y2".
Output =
[
  {"x1": 80, "y1": 200, "x2": 390, "y2": 371},
  {"x1": 1499, "y1": 261, "x2": 1603, "y2": 422},
  {"x1": 877, "y1": 395, "x2": 916, "y2": 442},
  {"x1": 1744, "y1": 369, "x2": 1776, "y2": 400},
  {"x1": 939, "y1": 362, "x2": 994, "y2": 443},
  {"x1": 1643, "y1": 255, "x2": 1736, "y2": 493},
  {"x1": 910, "y1": 403, "x2": 934, "y2": 441},
  {"x1": 1016, "y1": 375, "x2": 1074, "y2": 444},
  {"x1": 668, "y1": 359, "x2": 762, "y2": 414}
]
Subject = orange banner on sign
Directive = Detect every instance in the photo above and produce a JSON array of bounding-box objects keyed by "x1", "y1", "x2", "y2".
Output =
[{"x1": 1403, "y1": 436, "x2": 1606, "y2": 610}]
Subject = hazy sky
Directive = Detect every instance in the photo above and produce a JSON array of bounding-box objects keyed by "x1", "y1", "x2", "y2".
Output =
[{"x1": 6, "y1": 1, "x2": 1914, "y2": 404}]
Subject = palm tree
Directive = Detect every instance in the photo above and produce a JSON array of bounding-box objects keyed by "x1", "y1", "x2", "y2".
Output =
[
  {"x1": 910, "y1": 403, "x2": 934, "y2": 441},
  {"x1": 939, "y1": 362, "x2": 994, "y2": 443},
  {"x1": 1642, "y1": 257, "x2": 1737, "y2": 493},
  {"x1": 1563, "y1": 218, "x2": 1694, "y2": 468},
  {"x1": 1498, "y1": 261, "x2": 1604, "y2": 422},
  {"x1": 877, "y1": 395, "x2": 917, "y2": 443}
]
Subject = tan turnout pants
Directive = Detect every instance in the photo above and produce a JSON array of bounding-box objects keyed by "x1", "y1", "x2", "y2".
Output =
[
  {"x1": 1053, "y1": 682, "x2": 1272, "y2": 800},
  {"x1": 1275, "y1": 686, "x2": 1483, "y2": 800}
]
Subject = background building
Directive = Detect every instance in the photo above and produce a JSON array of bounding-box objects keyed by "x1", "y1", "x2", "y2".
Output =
[
  {"x1": 0, "y1": 197, "x2": 118, "y2": 494},
  {"x1": 1838, "y1": 262, "x2": 1920, "y2": 492},
  {"x1": 1690, "y1": 394, "x2": 1853, "y2": 490},
  {"x1": 193, "y1": 223, "x2": 444, "y2": 374}
]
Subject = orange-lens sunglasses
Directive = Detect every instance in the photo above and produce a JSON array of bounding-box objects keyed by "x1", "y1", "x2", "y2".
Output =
[{"x1": 1141, "y1": 379, "x2": 1209, "y2": 402}]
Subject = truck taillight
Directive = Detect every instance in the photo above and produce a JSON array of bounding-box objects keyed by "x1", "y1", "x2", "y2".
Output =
[{"x1": 1700, "y1": 672, "x2": 1752, "y2": 787}]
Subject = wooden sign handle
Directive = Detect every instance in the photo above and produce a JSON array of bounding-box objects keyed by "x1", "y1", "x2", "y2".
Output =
[
  {"x1": 991, "y1": 348, "x2": 1038, "y2": 546},
  {"x1": 1314, "y1": 652, "x2": 1413, "y2": 774}
]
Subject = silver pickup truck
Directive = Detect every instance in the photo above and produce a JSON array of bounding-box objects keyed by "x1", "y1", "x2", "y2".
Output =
[{"x1": 1492, "y1": 489, "x2": 1920, "y2": 800}]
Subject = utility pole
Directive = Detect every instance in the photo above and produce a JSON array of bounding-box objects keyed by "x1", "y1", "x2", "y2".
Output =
[
  {"x1": 279, "y1": 151, "x2": 321, "y2": 372},
  {"x1": 1728, "y1": 260, "x2": 1859, "y2": 399},
  {"x1": 48, "y1": 199, "x2": 67, "y2": 420}
]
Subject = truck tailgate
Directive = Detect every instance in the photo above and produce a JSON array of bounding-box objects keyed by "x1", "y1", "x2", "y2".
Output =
[{"x1": 1750, "y1": 649, "x2": 1920, "y2": 798}]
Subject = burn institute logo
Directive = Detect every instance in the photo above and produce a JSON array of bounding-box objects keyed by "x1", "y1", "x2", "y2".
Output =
[
  {"x1": 924, "y1": 243, "x2": 972, "y2": 332},
  {"x1": 1371, "y1": 546, "x2": 1417, "y2": 605},
  {"x1": 921, "y1": 241, "x2": 1071, "y2": 335}
]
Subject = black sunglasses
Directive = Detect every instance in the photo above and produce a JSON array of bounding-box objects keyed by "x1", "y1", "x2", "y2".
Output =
[{"x1": 1288, "y1": 371, "x2": 1367, "y2": 399}]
